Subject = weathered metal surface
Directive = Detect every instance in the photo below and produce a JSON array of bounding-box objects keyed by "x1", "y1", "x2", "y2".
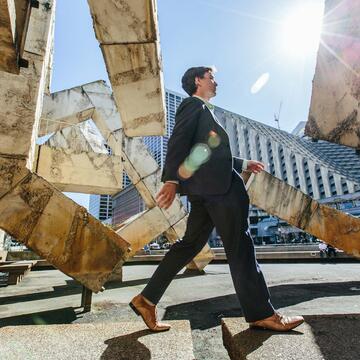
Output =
[
  {"x1": 122, "y1": 135, "x2": 159, "y2": 184},
  {"x1": 14, "y1": 0, "x2": 33, "y2": 58},
  {"x1": 24, "y1": 0, "x2": 54, "y2": 56},
  {"x1": 117, "y1": 207, "x2": 170, "y2": 257},
  {"x1": 41, "y1": 81, "x2": 213, "y2": 271},
  {"x1": 0, "y1": 54, "x2": 44, "y2": 158},
  {"x1": 87, "y1": 0, "x2": 166, "y2": 137},
  {"x1": 35, "y1": 145, "x2": 122, "y2": 194},
  {"x1": 134, "y1": 172, "x2": 160, "y2": 208},
  {"x1": 39, "y1": 83, "x2": 126, "y2": 193},
  {"x1": 0, "y1": 0, "x2": 55, "y2": 169},
  {"x1": 45, "y1": 121, "x2": 109, "y2": 154},
  {"x1": 246, "y1": 171, "x2": 360, "y2": 258},
  {"x1": 0, "y1": 0, "x2": 18, "y2": 73},
  {"x1": 0, "y1": 157, "x2": 28, "y2": 198},
  {"x1": 0, "y1": 1, "x2": 132, "y2": 292},
  {"x1": 82, "y1": 81, "x2": 122, "y2": 134},
  {"x1": 101, "y1": 43, "x2": 165, "y2": 136},
  {"x1": 0, "y1": 0, "x2": 30, "y2": 74},
  {"x1": 40, "y1": 81, "x2": 121, "y2": 139},
  {"x1": 0, "y1": 170, "x2": 130, "y2": 292},
  {"x1": 87, "y1": 0, "x2": 158, "y2": 43},
  {"x1": 40, "y1": 90, "x2": 95, "y2": 136},
  {"x1": 306, "y1": 0, "x2": 360, "y2": 148}
]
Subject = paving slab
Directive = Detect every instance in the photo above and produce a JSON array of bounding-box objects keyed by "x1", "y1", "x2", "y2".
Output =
[
  {"x1": 1, "y1": 264, "x2": 360, "y2": 360},
  {"x1": 222, "y1": 314, "x2": 360, "y2": 360},
  {"x1": 0, "y1": 320, "x2": 194, "y2": 360}
]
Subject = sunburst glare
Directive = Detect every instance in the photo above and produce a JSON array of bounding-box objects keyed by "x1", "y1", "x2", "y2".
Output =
[{"x1": 280, "y1": 3, "x2": 324, "y2": 58}]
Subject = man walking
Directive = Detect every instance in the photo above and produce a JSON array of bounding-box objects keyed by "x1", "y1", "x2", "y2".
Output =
[{"x1": 129, "y1": 66, "x2": 304, "y2": 332}]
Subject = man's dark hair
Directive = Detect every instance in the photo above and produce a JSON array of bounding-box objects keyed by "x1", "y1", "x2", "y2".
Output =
[{"x1": 181, "y1": 66, "x2": 214, "y2": 96}]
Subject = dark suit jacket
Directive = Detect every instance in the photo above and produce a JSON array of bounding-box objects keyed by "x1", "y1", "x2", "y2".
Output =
[{"x1": 161, "y1": 96, "x2": 245, "y2": 195}]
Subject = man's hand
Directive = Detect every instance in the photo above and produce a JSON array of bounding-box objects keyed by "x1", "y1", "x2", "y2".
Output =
[
  {"x1": 156, "y1": 182, "x2": 177, "y2": 209},
  {"x1": 246, "y1": 160, "x2": 265, "y2": 174}
]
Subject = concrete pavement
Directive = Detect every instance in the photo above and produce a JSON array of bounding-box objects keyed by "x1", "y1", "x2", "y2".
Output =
[{"x1": 0, "y1": 263, "x2": 360, "y2": 359}]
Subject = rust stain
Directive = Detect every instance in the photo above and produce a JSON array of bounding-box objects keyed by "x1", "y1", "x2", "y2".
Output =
[
  {"x1": 0, "y1": 158, "x2": 27, "y2": 197},
  {"x1": 298, "y1": 199, "x2": 319, "y2": 230},
  {"x1": 146, "y1": 88, "x2": 161, "y2": 99},
  {"x1": 49, "y1": 147, "x2": 65, "y2": 181},
  {"x1": 111, "y1": 0, "x2": 156, "y2": 41},
  {"x1": 108, "y1": 43, "x2": 159, "y2": 86},
  {"x1": 54, "y1": 207, "x2": 88, "y2": 265},
  {"x1": 18, "y1": 175, "x2": 54, "y2": 245},
  {"x1": 351, "y1": 76, "x2": 360, "y2": 101},
  {"x1": 111, "y1": 66, "x2": 150, "y2": 86},
  {"x1": 125, "y1": 112, "x2": 164, "y2": 130},
  {"x1": 327, "y1": 110, "x2": 358, "y2": 142},
  {"x1": 305, "y1": 115, "x2": 322, "y2": 139}
]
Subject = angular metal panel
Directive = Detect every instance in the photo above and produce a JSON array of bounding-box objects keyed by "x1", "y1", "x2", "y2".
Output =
[
  {"x1": 0, "y1": 171, "x2": 130, "y2": 292},
  {"x1": 122, "y1": 135, "x2": 159, "y2": 180},
  {"x1": 87, "y1": 0, "x2": 158, "y2": 43},
  {"x1": 40, "y1": 90, "x2": 95, "y2": 136},
  {"x1": 101, "y1": 43, "x2": 165, "y2": 136},
  {"x1": 0, "y1": 0, "x2": 18, "y2": 73},
  {"x1": 0, "y1": 157, "x2": 28, "y2": 199},
  {"x1": 117, "y1": 207, "x2": 169, "y2": 256},
  {"x1": 36, "y1": 145, "x2": 122, "y2": 194},
  {"x1": 306, "y1": 0, "x2": 360, "y2": 148},
  {"x1": 246, "y1": 171, "x2": 360, "y2": 258}
]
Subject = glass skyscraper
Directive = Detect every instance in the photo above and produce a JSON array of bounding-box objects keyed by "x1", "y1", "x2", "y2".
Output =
[
  {"x1": 142, "y1": 90, "x2": 185, "y2": 169},
  {"x1": 89, "y1": 194, "x2": 112, "y2": 221}
]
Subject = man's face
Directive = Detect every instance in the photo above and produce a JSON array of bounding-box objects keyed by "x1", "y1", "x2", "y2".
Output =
[{"x1": 195, "y1": 71, "x2": 218, "y2": 98}]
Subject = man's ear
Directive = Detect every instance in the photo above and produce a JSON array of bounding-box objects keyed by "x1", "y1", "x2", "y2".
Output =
[{"x1": 194, "y1": 76, "x2": 201, "y2": 87}]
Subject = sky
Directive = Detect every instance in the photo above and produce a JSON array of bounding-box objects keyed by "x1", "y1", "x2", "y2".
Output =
[{"x1": 51, "y1": 0, "x2": 325, "y2": 208}]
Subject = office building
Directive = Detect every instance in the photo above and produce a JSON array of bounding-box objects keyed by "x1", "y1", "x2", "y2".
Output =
[
  {"x1": 110, "y1": 90, "x2": 360, "y2": 244},
  {"x1": 89, "y1": 194, "x2": 112, "y2": 221}
]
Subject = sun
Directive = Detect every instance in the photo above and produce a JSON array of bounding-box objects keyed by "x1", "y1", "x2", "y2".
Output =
[{"x1": 280, "y1": 3, "x2": 324, "y2": 58}]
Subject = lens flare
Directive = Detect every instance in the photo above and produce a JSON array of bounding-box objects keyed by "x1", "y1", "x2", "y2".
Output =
[
  {"x1": 190, "y1": 143, "x2": 211, "y2": 165},
  {"x1": 178, "y1": 163, "x2": 194, "y2": 180},
  {"x1": 177, "y1": 143, "x2": 212, "y2": 180},
  {"x1": 251, "y1": 73, "x2": 270, "y2": 94},
  {"x1": 280, "y1": 3, "x2": 324, "y2": 57},
  {"x1": 208, "y1": 130, "x2": 221, "y2": 148}
]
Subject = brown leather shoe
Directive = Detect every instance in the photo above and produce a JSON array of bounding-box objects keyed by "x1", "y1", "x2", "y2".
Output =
[
  {"x1": 249, "y1": 312, "x2": 304, "y2": 331},
  {"x1": 129, "y1": 294, "x2": 171, "y2": 332}
]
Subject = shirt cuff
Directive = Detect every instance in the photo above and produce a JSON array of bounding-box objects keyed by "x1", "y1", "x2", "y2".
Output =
[
  {"x1": 242, "y1": 159, "x2": 248, "y2": 171},
  {"x1": 166, "y1": 180, "x2": 179, "y2": 185}
]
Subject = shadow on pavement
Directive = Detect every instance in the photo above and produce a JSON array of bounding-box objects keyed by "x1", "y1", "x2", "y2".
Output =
[
  {"x1": 105, "y1": 270, "x2": 204, "y2": 290},
  {"x1": 0, "y1": 279, "x2": 82, "y2": 306},
  {"x1": 101, "y1": 329, "x2": 151, "y2": 360},
  {"x1": 163, "y1": 281, "x2": 360, "y2": 330},
  {"x1": 0, "y1": 307, "x2": 80, "y2": 327},
  {"x1": 304, "y1": 314, "x2": 360, "y2": 360},
  {"x1": 231, "y1": 328, "x2": 303, "y2": 360},
  {"x1": 0, "y1": 271, "x2": 203, "y2": 306}
]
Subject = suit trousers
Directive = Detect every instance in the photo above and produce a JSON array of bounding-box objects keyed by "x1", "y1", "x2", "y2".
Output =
[{"x1": 141, "y1": 172, "x2": 275, "y2": 322}]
